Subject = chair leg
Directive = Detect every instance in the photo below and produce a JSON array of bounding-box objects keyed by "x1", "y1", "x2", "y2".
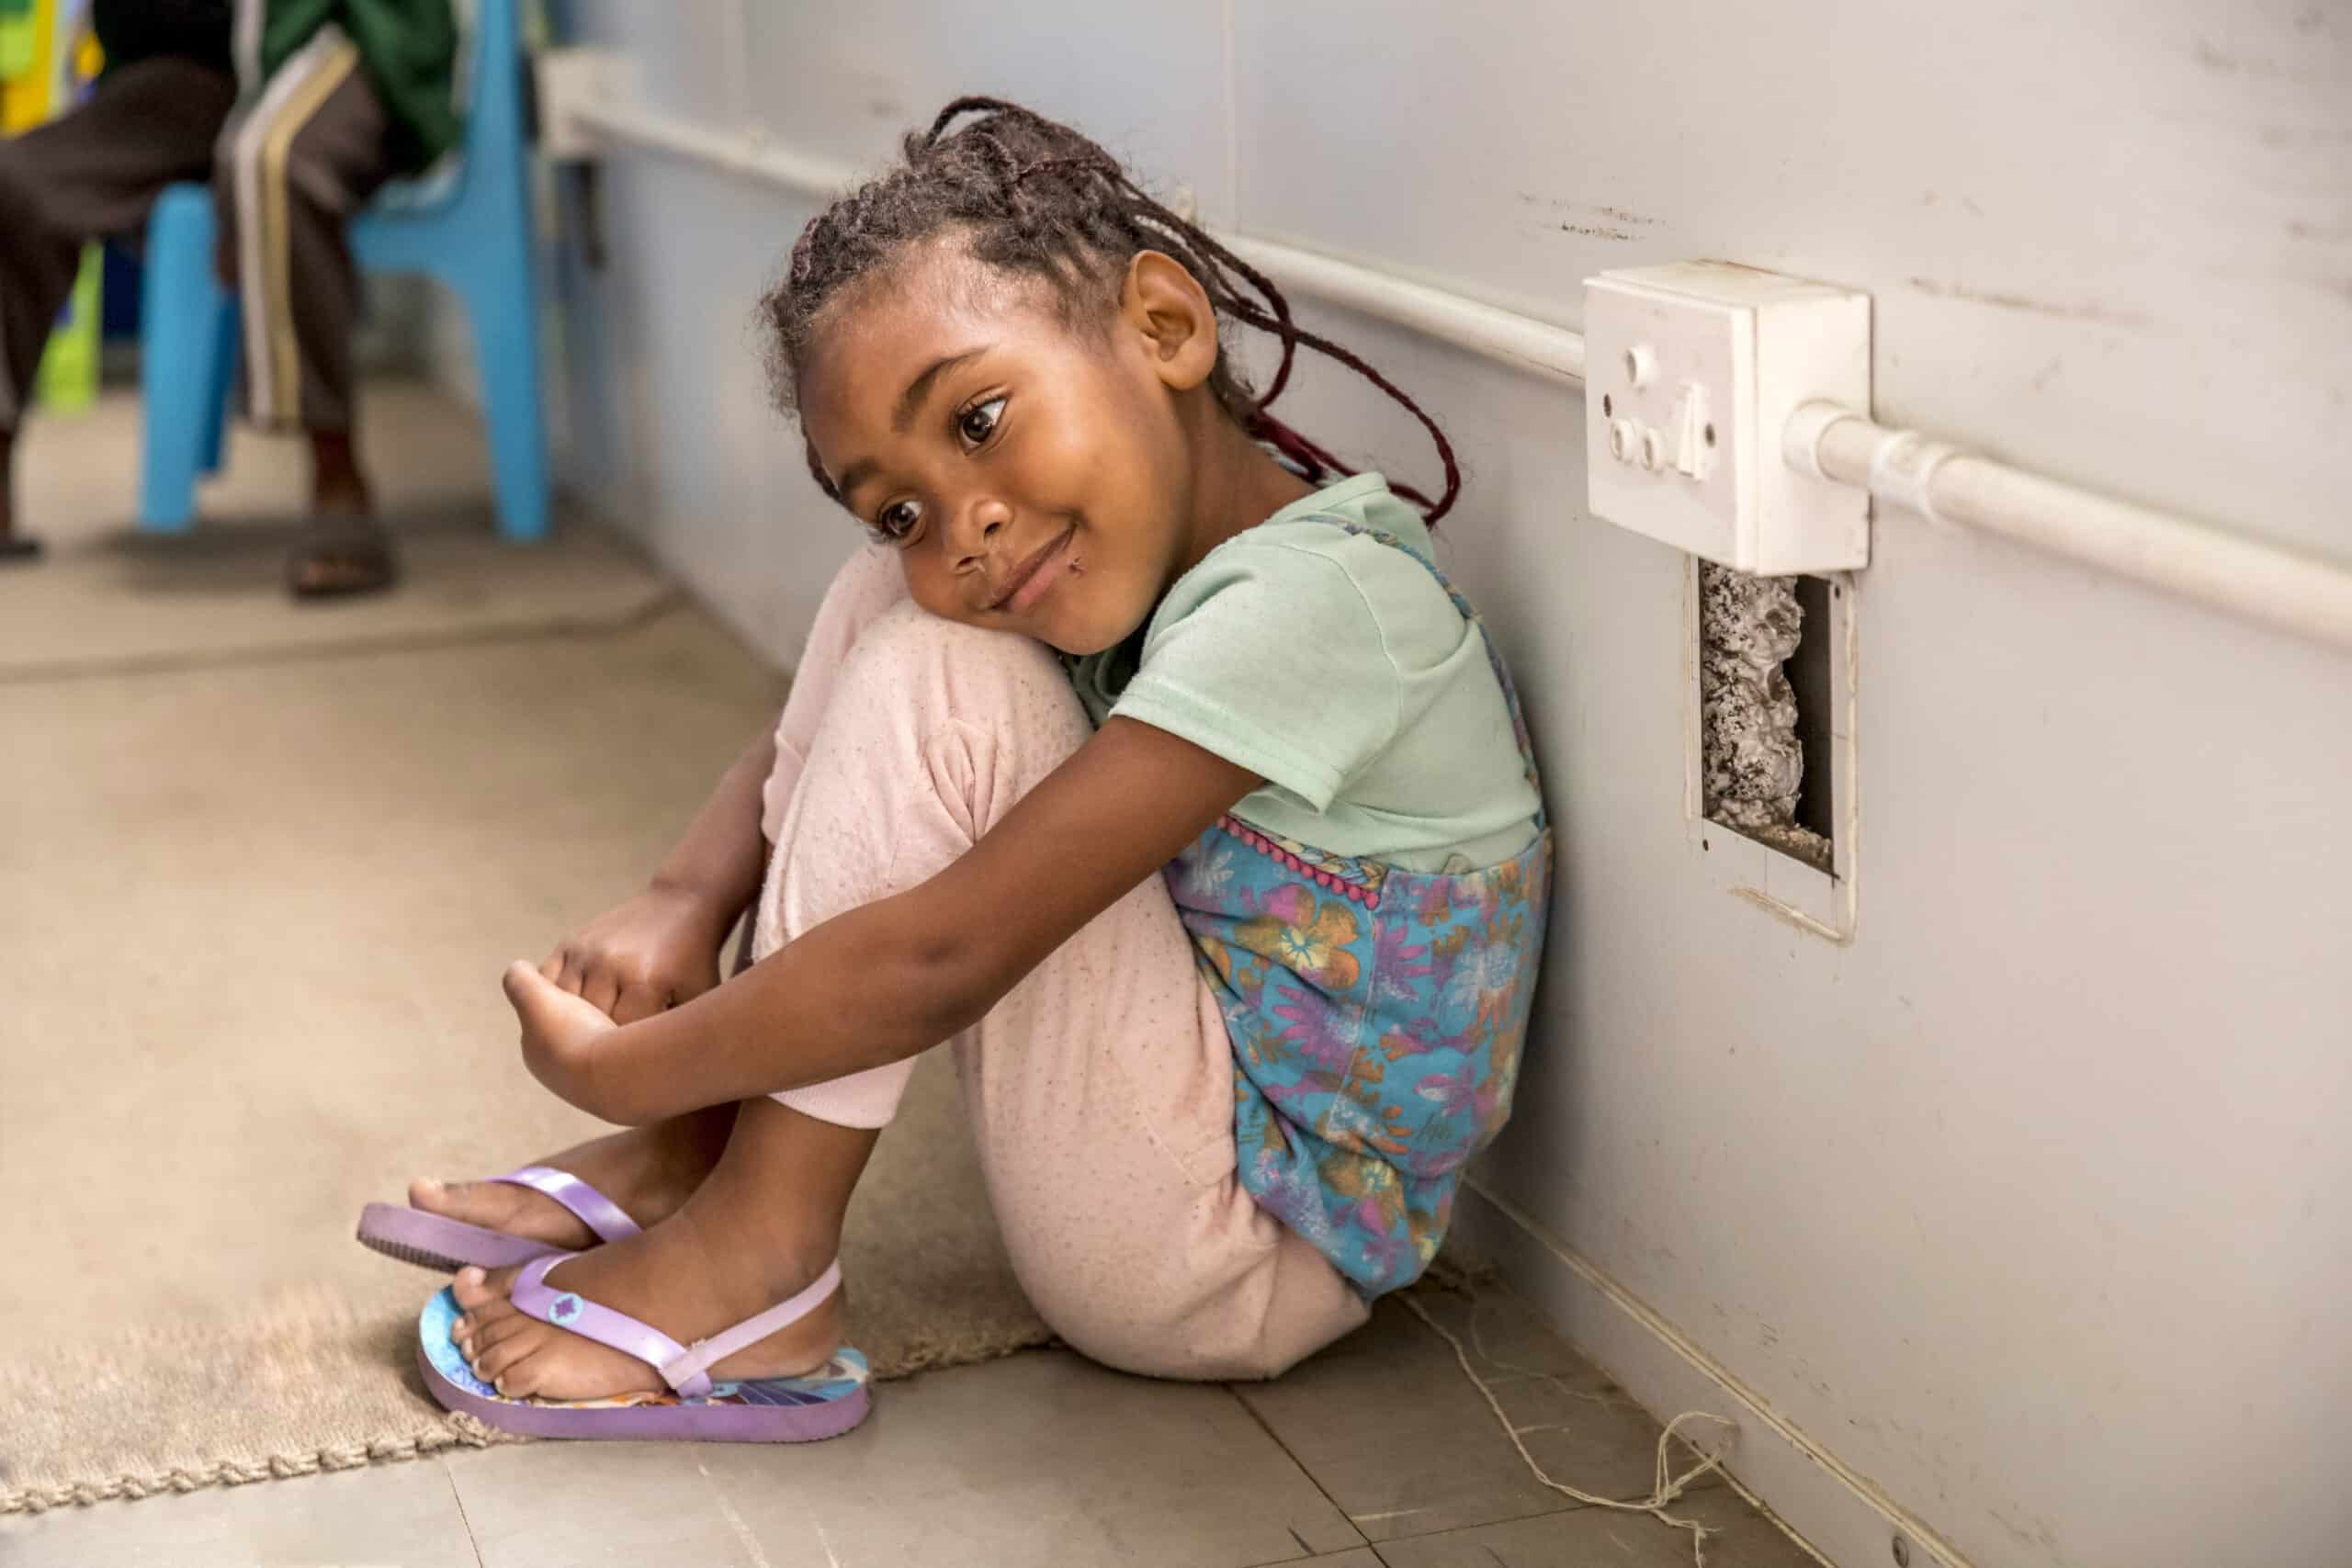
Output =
[
  {"x1": 460, "y1": 258, "x2": 549, "y2": 544},
  {"x1": 198, "y1": 302, "x2": 240, "y2": 476},
  {"x1": 138, "y1": 186, "x2": 232, "y2": 533}
]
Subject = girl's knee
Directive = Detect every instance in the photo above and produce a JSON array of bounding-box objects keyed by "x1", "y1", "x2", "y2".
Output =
[{"x1": 837, "y1": 604, "x2": 1089, "y2": 748}]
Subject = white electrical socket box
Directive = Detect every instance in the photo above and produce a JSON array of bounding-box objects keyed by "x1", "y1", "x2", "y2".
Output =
[
  {"x1": 1584, "y1": 262, "x2": 1871, "y2": 575},
  {"x1": 534, "y1": 48, "x2": 637, "y2": 162}
]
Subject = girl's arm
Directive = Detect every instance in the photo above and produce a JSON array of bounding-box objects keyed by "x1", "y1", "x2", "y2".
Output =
[
  {"x1": 642, "y1": 727, "x2": 776, "y2": 925},
  {"x1": 504, "y1": 717, "x2": 1258, "y2": 1125},
  {"x1": 537, "y1": 728, "x2": 776, "y2": 1023}
]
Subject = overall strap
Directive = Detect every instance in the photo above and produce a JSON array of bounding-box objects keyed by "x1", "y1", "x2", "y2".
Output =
[{"x1": 1298, "y1": 514, "x2": 1547, "y2": 829}]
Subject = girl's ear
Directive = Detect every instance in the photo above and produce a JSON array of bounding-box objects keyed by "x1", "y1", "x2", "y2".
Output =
[{"x1": 1119, "y1": 251, "x2": 1218, "y2": 392}]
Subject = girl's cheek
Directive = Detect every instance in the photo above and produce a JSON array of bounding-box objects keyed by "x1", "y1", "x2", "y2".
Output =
[{"x1": 901, "y1": 559, "x2": 967, "y2": 624}]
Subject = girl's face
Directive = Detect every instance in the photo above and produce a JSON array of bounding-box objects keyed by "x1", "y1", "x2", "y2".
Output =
[{"x1": 797, "y1": 243, "x2": 1215, "y2": 656}]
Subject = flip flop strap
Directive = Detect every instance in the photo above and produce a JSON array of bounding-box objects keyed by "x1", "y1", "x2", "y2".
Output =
[
  {"x1": 490, "y1": 1166, "x2": 641, "y2": 1244},
  {"x1": 507, "y1": 1254, "x2": 845, "y2": 1400},
  {"x1": 660, "y1": 1260, "x2": 843, "y2": 1391},
  {"x1": 508, "y1": 1253, "x2": 708, "y2": 1395}
]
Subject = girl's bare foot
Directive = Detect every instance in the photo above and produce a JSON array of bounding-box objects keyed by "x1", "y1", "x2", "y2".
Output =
[
  {"x1": 447, "y1": 1219, "x2": 844, "y2": 1400},
  {"x1": 447, "y1": 1100, "x2": 874, "y2": 1401},
  {"x1": 409, "y1": 1104, "x2": 737, "y2": 1250}
]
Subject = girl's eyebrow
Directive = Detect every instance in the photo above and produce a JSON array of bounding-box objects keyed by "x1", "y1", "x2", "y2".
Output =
[
  {"x1": 830, "y1": 344, "x2": 996, "y2": 500},
  {"x1": 893, "y1": 346, "x2": 991, "y2": 433}
]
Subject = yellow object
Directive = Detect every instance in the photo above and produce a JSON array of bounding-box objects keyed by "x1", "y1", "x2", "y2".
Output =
[
  {"x1": 34, "y1": 245, "x2": 101, "y2": 412},
  {"x1": 0, "y1": 0, "x2": 53, "y2": 132},
  {"x1": 3, "y1": 0, "x2": 104, "y2": 414}
]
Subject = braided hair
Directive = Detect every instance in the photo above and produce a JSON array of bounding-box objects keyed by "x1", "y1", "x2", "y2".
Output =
[{"x1": 760, "y1": 96, "x2": 1461, "y2": 524}]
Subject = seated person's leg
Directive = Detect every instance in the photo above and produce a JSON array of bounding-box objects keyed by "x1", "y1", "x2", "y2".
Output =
[
  {"x1": 0, "y1": 59, "x2": 234, "y2": 558},
  {"x1": 211, "y1": 40, "x2": 400, "y2": 596}
]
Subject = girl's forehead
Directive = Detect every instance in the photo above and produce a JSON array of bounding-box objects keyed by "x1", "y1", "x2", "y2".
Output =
[{"x1": 800, "y1": 258, "x2": 1090, "y2": 423}]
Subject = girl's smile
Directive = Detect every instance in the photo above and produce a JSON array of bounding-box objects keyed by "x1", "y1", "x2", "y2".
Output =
[{"x1": 993, "y1": 524, "x2": 1080, "y2": 615}]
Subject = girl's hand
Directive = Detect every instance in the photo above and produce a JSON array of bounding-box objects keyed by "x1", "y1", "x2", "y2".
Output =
[
  {"x1": 540, "y1": 882, "x2": 732, "y2": 1025},
  {"x1": 503, "y1": 960, "x2": 624, "y2": 1114}
]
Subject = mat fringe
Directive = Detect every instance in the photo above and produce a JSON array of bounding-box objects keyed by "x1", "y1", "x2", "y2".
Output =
[
  {"x1": 1, "y1": 1416, "x2": 526, "y2": 1515},
  {"x1": 0, "y1": 1329, "x2": 1057, "y2": 1516}
]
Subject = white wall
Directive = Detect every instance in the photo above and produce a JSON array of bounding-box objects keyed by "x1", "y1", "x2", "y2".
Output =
[{"x1": 538, "y1": 4, "x2": 2352, "y2": 1563}]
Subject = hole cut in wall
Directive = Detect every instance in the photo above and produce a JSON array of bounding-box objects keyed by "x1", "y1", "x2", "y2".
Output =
[{"x1": 1697, "y1": 563, "x2": 1834, "y2": 872}]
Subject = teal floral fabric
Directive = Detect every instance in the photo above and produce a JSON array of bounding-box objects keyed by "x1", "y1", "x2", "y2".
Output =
[{"x1": 1163, "y1": 521, "x2": 1552, "y2": 1294}]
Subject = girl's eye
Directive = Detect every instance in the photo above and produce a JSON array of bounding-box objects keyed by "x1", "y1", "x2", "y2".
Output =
[
  {"x1": 957, "y1": 396, "x2": 1007, "y2": 448},
  {"x1": 871, "y1": 499, "x2": 923, "y2": 545}
]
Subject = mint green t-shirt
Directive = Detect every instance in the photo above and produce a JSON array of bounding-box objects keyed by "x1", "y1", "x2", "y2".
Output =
[{"x1": 1067, "y1": 473, "x2": 1543, "y2": 874}]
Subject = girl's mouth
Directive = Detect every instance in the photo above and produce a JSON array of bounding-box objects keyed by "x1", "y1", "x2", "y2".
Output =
[{"x1": 993, "y1": 525, "x2": 1078, "y2": 615}]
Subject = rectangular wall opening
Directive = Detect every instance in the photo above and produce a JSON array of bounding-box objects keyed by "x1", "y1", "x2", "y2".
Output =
[{"x1": 1697, "y1": 563, "x2": 1836, "y2": 874}]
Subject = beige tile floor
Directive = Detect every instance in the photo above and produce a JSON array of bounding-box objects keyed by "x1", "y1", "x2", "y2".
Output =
[
  {"x1": 0, "y1": 386, "x2": 1821, "y2": 1568},
  {"x1": 5, "y1": 1289, "x2": 1817, "y2": 1567}
]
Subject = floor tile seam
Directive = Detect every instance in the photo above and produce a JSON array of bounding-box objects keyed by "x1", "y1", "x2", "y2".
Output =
[
  {"x1": 440, "y1": 1458, "x2": 487, "y2": 1568},
  {"x1": 1357, "y1": 1497, "x2": 1595, "y2": 1545},
  {"x1": 1220, "y1": 1380, "x2": 1370, "y2": 1553}
]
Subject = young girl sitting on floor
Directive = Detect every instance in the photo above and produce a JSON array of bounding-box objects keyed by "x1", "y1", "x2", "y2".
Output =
[{"x1": 366, "y1": 97, "x2": 1552, "y2": 1441}]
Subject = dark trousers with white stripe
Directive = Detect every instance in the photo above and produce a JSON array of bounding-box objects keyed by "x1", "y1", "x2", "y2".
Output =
[{"x1": 0, "y1": 44, "x2": 391, "y2": 436}]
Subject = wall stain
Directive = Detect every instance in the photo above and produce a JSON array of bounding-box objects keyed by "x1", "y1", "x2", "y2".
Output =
[
  {"x1": 1561, "y1": 223, "x2": 1638, "y2": 242},
  {"x1": 2258, "y1": 123, "x2": 2352, "y2": 149},
  {"x1": 1906, "y1": 276, "x2": 2155, "y2": 330},
  {"x1": 2194, "y1": 35, "x2": 2242, "y2": 73},
  {"x1": 1516, "y1": 191, "x2": 1661, "y2": 230}
]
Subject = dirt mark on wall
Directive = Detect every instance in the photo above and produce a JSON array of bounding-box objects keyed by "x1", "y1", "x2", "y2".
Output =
[{"x1": 1905, "y1": 277, "x2": 2155, "y2": 330}]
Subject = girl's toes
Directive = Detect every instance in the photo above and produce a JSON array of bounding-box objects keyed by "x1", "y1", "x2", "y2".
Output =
[
  {"x1": 491, "y1": 1346, "x2": 554, "y2": 1400},
  {"x1": 451, "y1": 1266, "x2": 498, "y2": 1310},
  {"x1": 473, "y1": 1327, "x2": 543, "y2": 1383},
  {"x1": 462, "y1": 1313, "x2": 537, "y2": 1361},
  {"x1": 450, "y1": 1264, "x2": 520, "y2": 1314}
]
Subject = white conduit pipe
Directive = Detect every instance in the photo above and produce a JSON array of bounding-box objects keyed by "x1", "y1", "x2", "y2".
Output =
[
  {"x1": 566, "y1": 94, "x2": 2352, "y2": 652},
  {"x1": 1787, "y1": 403, "x2": 2352, "y2": 650},
  {"x1": 564, "y1": 96, "x2": 1586, "y2": 387}
]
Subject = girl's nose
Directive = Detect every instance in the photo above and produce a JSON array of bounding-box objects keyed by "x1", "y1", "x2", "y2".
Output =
[{"x1": 953, "y1": 498, "x2": 1013, "y2": 569}]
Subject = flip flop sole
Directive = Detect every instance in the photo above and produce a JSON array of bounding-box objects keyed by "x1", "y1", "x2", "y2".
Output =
[
  {"x1": 417, "y1": 1288, "x2": 871, "y2": 1442},
  {"x1": 357, "y1": 1202, "x2": 580, "y2": 1274}
]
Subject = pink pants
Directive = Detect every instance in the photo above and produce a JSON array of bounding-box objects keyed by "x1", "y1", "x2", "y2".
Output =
[{"x1": 748, "y1": 546, "x2": 1369, "y2": 1380}]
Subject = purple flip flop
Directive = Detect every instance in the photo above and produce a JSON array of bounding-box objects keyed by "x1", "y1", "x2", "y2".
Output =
[
  {"x1": 417, "y1": 1255, "x2": 870, "y2": 1441},
  {"x1": 356, "y1": 1166, "x2": 641, "y2": 1273}
]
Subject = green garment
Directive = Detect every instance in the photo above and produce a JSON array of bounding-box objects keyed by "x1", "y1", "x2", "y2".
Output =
[
  {"x1": 1068, "y1": 472, "x2": 1544, "y2": 875},
  {"x1": 241, "y1": 0, "x2": 462, "y2": 172}
]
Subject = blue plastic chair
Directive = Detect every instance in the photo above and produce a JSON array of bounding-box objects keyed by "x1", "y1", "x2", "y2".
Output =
[{"x1": 138, "y1": 0, "x2": 546, "y2": 541}]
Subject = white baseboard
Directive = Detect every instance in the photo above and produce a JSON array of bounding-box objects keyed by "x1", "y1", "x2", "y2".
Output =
[{"x1": 1452, "y1": 1178, "x2": 1973, "y2": 1568}]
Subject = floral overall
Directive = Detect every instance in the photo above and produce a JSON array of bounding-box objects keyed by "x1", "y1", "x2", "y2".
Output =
[{"x1": 1164, "y1": 520, "x2": 1553, "y2": 1296}]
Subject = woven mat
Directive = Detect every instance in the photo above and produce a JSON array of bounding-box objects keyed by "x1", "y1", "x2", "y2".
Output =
[
  {"x1": 0, "y1": 385, "x2": 673, "y2": 681},
  {"x1": 0, "y1": 488, "x2": 1048, "y2": 1510}
]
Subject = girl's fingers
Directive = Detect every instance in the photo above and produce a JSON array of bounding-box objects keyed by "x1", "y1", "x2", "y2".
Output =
[
  {"x1": 504, "y1": 959, "x2": 567, "y2": 1029},
  {"x1": 505, "y1": 960, "x2": 618, "y2": 1041},
  {"x1": 609, "y1": 981, "x2": 666, "y2": 1027},
  {"x1": 581, "y1": 967, "x2": 622, "y2": 1020}
]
